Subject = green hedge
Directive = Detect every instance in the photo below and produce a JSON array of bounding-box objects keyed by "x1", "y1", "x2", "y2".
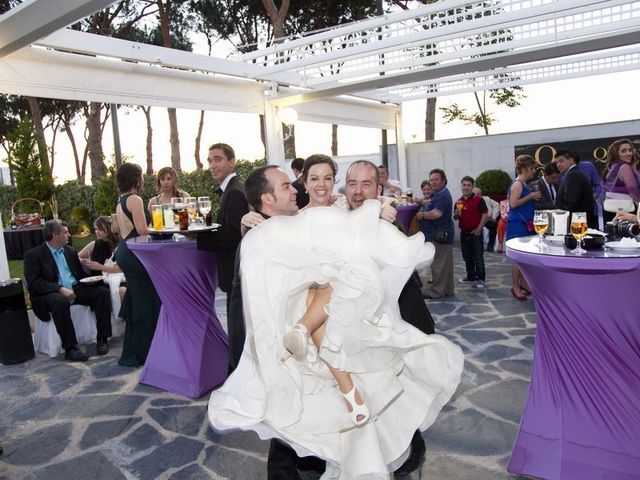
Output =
[
  {"x1": 475, "y1": 169, "x2": 513, "y2": 197},
  {"x1": 0, "y1": 159, "x2": 267, "y2": 232}
]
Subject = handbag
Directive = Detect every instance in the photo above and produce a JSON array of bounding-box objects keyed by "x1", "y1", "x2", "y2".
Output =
[
  {"x1": 434, "y1": 228, "x2": 449, "y2": 244},
  {"x1": 603, "y1": 192, "x2": 635, "y2": 213},
  {"x1": 603, "y1": 164, "x2": 637, "y2": 212}
]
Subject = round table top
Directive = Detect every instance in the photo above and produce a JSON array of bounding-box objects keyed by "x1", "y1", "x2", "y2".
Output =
[{"x1": 506, "y1": 236, "x2": 640, "y2": 259}]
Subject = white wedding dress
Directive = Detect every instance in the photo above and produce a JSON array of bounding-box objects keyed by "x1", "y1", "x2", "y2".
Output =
[{"x1": 208, "y1": 201, "x2": 464, "y2": 479}]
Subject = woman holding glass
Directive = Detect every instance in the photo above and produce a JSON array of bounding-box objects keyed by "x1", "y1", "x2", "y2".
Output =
[
  {"x1": 115, "y1": 163, "x2": 162, "y2": 367},
  {"x1": 506, "y1": 155, "x2": 541, "y2": 300}
]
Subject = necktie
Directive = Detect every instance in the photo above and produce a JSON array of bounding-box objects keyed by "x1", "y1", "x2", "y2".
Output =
[{"x1": 550, "y1": 184, "x2": 555, "y2": 201}]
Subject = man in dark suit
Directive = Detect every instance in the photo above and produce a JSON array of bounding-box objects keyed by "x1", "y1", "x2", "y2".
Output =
[
  {"x1": 197, "y1": 143, "x2": 249, "y2": 311},
  {"x1": 530, "y1": 162, "x2": 560, "y2": 210},
  {"x1": 24, "y1": 220, "x2": 112, "y2": 361},
  {"x1": 290, "y1": 157, "x2": 309, "y2": 209},
  {"x1": 554, "y1": 150, "x2": 597, "y2": 228}
]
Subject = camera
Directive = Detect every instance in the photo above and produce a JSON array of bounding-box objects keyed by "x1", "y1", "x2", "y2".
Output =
[{"x1": 604, "y1": 220, "x2": 640, "y2": 239}]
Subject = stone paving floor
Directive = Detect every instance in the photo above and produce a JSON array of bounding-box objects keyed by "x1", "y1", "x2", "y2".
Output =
[{"x1": 0, "y1": 248, "x2": 536, "y2": 479}]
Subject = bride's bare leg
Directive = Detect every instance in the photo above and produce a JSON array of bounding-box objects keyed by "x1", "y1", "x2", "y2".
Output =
[
  {"x1": 281, "y1": 285, "x2": 332, "y2": 361},
  {"x1": 298, "y1": 284, "x2": 332, "y2": 336}
]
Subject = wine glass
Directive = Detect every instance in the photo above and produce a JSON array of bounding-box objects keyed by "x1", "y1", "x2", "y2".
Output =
[
  {"x1": 198, "y1": 199, "x2": 211, "y2": 225},
  {"x1": 533, "y1": 210, "x2": 549, "y2": 244},
  {"x1": 184, "y1": 197, "x2": 197, "y2": 223},
  {"x1": 570, "y1": 212, "x2": 588, "y2": 254}
]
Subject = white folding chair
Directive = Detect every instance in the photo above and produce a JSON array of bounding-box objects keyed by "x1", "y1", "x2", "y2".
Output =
[{"x1": 33, "y1": 305, "x2": 97, "y2": 358}]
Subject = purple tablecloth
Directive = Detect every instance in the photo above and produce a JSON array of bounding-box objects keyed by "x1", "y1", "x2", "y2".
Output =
[
  {"x1": 128, "y1": 237, "x2": 229, "y2": 398},
  {"x1": 506, "y1": 237, "x2": 640, "y2": 480},
  {"x1": 396, "y1": 203, "x2": 419, "y2": 234}
]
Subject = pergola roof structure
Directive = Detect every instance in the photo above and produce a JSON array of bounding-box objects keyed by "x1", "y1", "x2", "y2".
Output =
[{"x1": 1, "y1": 0, "x2": 639, "y2": 181}]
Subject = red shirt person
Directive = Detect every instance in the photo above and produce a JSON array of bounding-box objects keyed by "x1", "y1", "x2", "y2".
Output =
[{"x1": 454, "y1": 176, "x2": 488, "y2": 288}]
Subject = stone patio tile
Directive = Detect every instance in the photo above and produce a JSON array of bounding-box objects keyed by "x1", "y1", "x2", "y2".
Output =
[
  {"x1": 467, "y1": 379, "x2": 529, "y2": 423},
  {"x1": 127, "y1": 436, "x2": 204, "y2": 479},
  {"x1": 26, "y1": 452, "x2": 127, "y2": 480}
]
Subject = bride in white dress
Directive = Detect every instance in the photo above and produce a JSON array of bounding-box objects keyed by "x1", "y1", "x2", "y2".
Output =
[{"x1": 208, "y1": 194, "x2": 464, "y2": 480}]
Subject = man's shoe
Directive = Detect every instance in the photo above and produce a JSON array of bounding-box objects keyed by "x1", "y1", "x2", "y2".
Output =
[
  {"x1": 395, "y1": 439, "x2": 426, "y2": 476},
  {"x1": 476, "y1": 280, "x2": 485, "y2": 289},
  {"x1": 96, "y1": 338, "x2": 109, "y2": 356},
  {"x1": 65, "y1": 346, "x2": 88, "y2": 362},
  {"x1": 458, "y1": 277, "x2": 475, "y2": 284}
]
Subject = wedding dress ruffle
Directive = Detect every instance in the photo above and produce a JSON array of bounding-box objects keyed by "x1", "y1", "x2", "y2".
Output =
[{"x1": 208, "y1": 200, "x2": 464, "y2": 479}]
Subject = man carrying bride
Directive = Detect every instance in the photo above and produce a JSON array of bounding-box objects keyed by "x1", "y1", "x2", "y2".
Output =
[{"x1": 209, "y1": 161, "x2": 464, "y2": 480}]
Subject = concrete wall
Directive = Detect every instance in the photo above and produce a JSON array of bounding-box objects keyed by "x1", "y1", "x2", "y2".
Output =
[{"x1": 405, "y1": 119, "x2": 640, "y2": 202}]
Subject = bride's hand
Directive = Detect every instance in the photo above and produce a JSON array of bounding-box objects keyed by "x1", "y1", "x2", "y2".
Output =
[
  {"x1": 241, "y1": 211, "x2": 265, "y2": 229},
  {"x1": 378, "y1": 197, "x2": 397, "y2": 224}
]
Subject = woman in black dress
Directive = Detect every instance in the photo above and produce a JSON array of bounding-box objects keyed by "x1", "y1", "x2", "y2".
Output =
[
  {"x1": 78, "y1": 216, "x2": 120, "y2": 275},
  {"x1": 114, "y1": 164, "x2": 161, "y2": 367}
]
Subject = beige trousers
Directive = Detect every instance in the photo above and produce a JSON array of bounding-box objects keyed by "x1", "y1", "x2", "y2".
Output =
[{"x1": 421, "y1": 242, "x2": 454, "y2": 299}]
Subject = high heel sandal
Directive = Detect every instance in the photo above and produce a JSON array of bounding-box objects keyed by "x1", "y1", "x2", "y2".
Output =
[
  {"x1": 342, "y1": 386, "x2": 370, "y2": 426},
  {"x1": 281, "y1": 324, "x2": 309, "y2": 362},
  {"x1": 511, "y1": 288, "x2": 527, "y2": 301},
  {"x1": 519, "y1": 285, "x2": 532, "y2": 296}
]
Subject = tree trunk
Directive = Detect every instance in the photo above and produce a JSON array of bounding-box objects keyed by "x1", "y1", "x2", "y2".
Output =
[
  {"x1": 331, "y1": 124, "x2": 338, "y2": 156},
  {"x1": 284, "y1": 124, "x2": 296, "y2": 159},
  {"x1": 64, "y1": 115, "x2": 83, "y2": 183},
  {"x1": 87, "y1": 101, "x2": 107, "y2": 183},
  {"x1": 168, "y1": 108, "x2": 181, "y2": 172},
  {"x1": 157, "y1": 1, "x2": 181, "y2": 171},
  {"x1": 26, "y1": 96, "x2": 51, "y2": 174},
  {"x1": 425, "y1": 97, "x2": 436, "y2": 141},
  {"x1": 473, "y1": 91, "x2": 489, "y2": 135},
  {"x1": 260, "y1": 0, "x2": 289, "y2": 40},
  {"x1": 142, "y1": 106, "x2": 153, "y2": 175},
  {"x1": 259, "y1": 113, "x2": 266, "y2": 153},
  {"x1": 194, "y1": 110, "x2": 205, "y2": 170}
]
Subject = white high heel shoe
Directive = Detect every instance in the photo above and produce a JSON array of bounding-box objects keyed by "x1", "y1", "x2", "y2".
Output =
[
  {"x1": 281, "y1": 324, "x2": 309, "y2": 362},
  {"x1": 342, "y1": 386, "x2": 370, "y2": 426}
]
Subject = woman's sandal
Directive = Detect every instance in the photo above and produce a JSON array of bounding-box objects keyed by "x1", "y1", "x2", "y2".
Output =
[
  {"x1": 281, "y1": 324, "x2": 309, "y2": 362},
  {"x1": 342, "y1": 386, "x2": 370, "y2": 426}
]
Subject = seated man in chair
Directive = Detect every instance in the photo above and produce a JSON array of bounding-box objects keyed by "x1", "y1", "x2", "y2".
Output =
[{"x1": 24, "y1": 219, "x2": 112, "y2": 361}]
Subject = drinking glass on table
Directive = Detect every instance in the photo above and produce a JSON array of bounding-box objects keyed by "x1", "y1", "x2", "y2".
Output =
[
  {"x1": 171, "y1": 197, "x2": 183, "y2": 224},
  {"x1": 184, "y1": 197, "x2": 197, "y2": 223},
  {"x1": 533, "y1": 210, "x2": 549, "y2": 243},
  {"x1": 197, "y1": 199, "x2": 212, "y2": 226},
  {"x1": 571, "y1": 212, "x2": 588, "y2": 254},
  {"x1": 151, "y1": 205, "x2": 164, "y2": 230}
]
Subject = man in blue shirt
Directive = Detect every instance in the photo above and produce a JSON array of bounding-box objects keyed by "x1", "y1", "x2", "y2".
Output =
[
  {"x1": 24, "y1": 220, "x2": 112, "y2": 361},
  {"x1": 417, "y1": 169, "x2": 455, "y2": 299}
]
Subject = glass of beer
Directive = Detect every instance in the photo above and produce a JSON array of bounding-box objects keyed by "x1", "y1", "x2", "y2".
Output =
[
  {"x1": 533, "y1": 210, "x2": 549, "y2": 243},
  {"x1": 184, "y1": 197, "x2": 197, "y2": 224},
  {"x1": 151, "y1": 205, "x2": 164, "y2": 230},
  {"x1": 570, "y1": 212, "x2": 588, "y2": 254}
]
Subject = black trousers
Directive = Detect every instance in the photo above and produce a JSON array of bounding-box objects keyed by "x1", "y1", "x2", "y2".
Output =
[
  {"x1": 485, "y1": 219, "x2": 498, "y2": 250},
  {"x1": 40, "y1": 283, "x2": 112, "y2": 349}
]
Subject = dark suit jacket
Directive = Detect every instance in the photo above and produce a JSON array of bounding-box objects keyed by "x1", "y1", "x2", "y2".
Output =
[
  {"x1": 198, "y1": 175, "x2": 249, "y2": 293},
  {"x1": 529, "y1": 177, "x2": 556, "y2": 210},
  {"x1": 292, "y1": 176, "x2": 309, "y2": 209},
  {"x1": 556, "y1": 166, "x2": 597, "y2": 228},
  {"x1": 24, "y1": 243, "x2": 87, "y2": 321}
]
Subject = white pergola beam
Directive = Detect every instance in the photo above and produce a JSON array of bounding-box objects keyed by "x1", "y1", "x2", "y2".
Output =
[
  {"x1": 0, "y1": 0, "x2": 117, "y2": 57},
  {"x1": 269, "y1": 28, "x2": 640, "y2": 107},
  {"x1": 0, "y1": 46, "x2": 399, "y2": 129}
]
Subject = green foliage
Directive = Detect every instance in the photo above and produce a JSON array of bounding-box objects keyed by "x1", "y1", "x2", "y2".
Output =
[
  {"x1": 0, "y1": 184, "x2": 18, "y2": 227},
  {"x1": 475, "y1": 169, "x2": 512, "y2": 197},
  {"x1": 93, "y1": 167, "x2": 118, "y2": 215},
  {"x1": 5, "y1": 118, "x2": 54, "y2": 203},
  {"x1": 54, "y1": 181, "x2": 97, "y2": 233}
]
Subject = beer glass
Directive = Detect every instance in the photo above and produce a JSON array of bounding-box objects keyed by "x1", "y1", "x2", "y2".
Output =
[
  {"x1": 533, "y1": 210, "x2": 548, "y2": 243},
  {"x1": 570, "y1": 212, "x2": 588, "y2": 254}
]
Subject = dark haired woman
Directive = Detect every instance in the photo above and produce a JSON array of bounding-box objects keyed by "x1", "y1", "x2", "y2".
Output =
[
  {"x1": 115, "y1": 163, "x2": 161, "y2": 367},
  {"x1": 78, "y1": 216, "x2": 120, "y2": 276}
]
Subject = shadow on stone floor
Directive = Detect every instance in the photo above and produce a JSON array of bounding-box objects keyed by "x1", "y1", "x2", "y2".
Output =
[{"x1": 0, "y1": 249, "x2": 537, "y2": 480}]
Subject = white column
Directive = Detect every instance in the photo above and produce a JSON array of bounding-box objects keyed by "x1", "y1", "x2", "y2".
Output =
[
  {"x1": 395, "y1": 110, "x2": 408, "y2": 188},
  {"x1": 0, "y1": 213, "x2": 11, "y2": 282}
]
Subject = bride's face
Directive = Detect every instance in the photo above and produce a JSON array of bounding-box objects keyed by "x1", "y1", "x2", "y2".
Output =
[{"x1": 304, "y1": 163, "x2": 335, "y2": 206}]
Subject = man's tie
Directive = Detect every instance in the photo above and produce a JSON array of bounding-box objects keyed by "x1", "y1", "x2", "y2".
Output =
[{"x1": 549, "y1": 184, "x2": 555, "y2": 201}]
